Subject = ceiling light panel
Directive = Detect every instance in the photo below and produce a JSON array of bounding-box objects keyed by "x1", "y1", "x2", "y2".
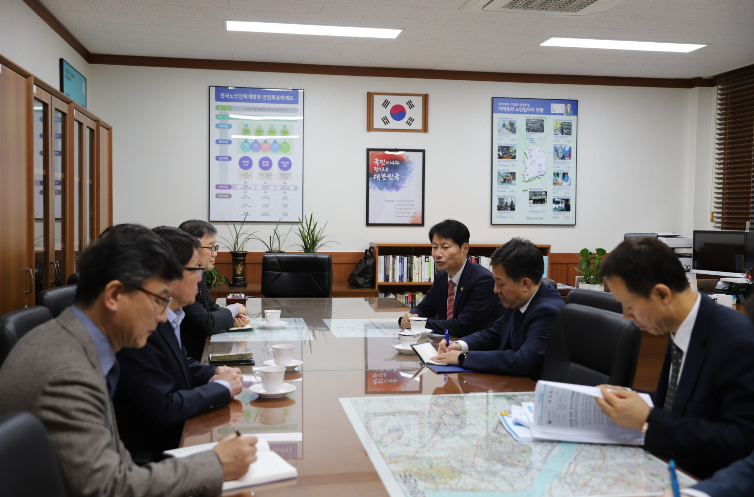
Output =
[
  {"x1": 541, "y1": 37, "x2": 705, "y2": 53},
  {"x1": 226, "y1": 21, "x2": 401, "y2": 39}
]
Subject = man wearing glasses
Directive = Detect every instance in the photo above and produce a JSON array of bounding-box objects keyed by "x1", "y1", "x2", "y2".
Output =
[
  {"x1": 114, "y1": 227, "x2": 244, "y2": 462},
  {"x1": 179, "y1": 220, "x2": 249, "y2": 360},
  {"x1": 0, "y1": 225, "x2": 257, "y2": 496}
]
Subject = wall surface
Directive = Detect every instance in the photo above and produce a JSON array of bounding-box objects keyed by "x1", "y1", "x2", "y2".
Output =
[
  {"x1": 90, "y1": 63, "x2": 713, "y2": 253},
  {"x1": 0, "y1": 0, "x2": 89, "y2": 92}
]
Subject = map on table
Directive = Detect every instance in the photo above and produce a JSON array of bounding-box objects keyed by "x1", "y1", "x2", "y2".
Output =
[
  {"x1": 211, "y1": 318, "x2": 313, "y2": 341},
  {"x1": 340, "y1": 392, "x2": 695, "y2": 497},
  {"x1": 324, "y1": 319, "x2": 403, "y2": 338}
]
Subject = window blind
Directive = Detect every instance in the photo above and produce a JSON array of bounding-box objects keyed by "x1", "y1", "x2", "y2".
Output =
[{"x1": 713, "y1": 64, "x2": 754, "y2": 229}]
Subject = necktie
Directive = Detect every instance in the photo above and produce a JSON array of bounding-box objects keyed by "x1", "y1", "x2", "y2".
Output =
[
  {"x1": 510, "y1": 310, "x2": 524, "y2": 347},
  {"x1": 446, "y1": 280, "x2": 456, "y2": 320},
  {"x1": 197, "y1": 286, "x2": 205, "y2": 307},
  {"x1": 106, "y1": 360, "x2": 120, "y2": 401},
  {"x1": 663, "y1": 341, "x2": 684, "y2": 410}
]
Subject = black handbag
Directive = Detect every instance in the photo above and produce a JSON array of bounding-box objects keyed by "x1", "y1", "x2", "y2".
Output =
[{"x1": 348, "y1": 248, "x2": 375, "y2": 288}]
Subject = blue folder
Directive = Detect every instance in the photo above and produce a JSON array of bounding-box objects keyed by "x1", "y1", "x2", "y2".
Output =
[{"x1": 426, "y1": 364, "x2": 472, "y2": 374}]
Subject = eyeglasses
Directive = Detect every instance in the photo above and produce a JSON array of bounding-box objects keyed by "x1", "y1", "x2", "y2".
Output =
[
  {"x1": 184, "y1": 266, "x2": 205, "y2": 272},
  {"x1": 200, "y1": 245, "x2": 220, "y2": 254},
  {"x1": 136, "y1": 287, "x2": 173, "y2": 312}
]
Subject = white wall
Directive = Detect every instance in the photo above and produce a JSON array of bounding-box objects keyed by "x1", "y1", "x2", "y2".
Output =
[
  {"x1": 90, "y1": 63, "x2": 714, "y2": 253},
  {"x1": 0, "y1": 0, "x2": 89, "y2": 91}
]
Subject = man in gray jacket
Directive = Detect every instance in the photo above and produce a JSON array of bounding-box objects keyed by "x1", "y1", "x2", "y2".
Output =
[{"x1": 0, "y1": 224, "x2": 257, "y2": 497}]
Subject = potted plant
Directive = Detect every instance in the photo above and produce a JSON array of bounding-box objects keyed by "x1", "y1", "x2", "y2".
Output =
[
  {"x1": 218, "y1": 213, "x2": 257, "y2": 287},
  {"x1": 255, "y1": 219, "x2": 293, "y2": 253},
  {"x1": 574, "y1": 248, "x2": 606, "y2": 291},
  {"x1": 205, "y1": 267, "x2": 229, "y2": 288},
  {"x1": 294, "y1": 213, "x2": 339, "y2": 253}
]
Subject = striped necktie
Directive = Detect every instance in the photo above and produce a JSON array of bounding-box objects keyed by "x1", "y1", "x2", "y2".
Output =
[
  {"x1": 663, "y1": 341, "x2": 684, "y2": 410},
  {"x1": 446, "y1": 280, "x2": 456, "y2": 320}
]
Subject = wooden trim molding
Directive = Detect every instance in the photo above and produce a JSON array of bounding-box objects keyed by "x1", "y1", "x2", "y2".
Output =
[{"x1": 22, "y1": 0, "x2": 90, "y2": 61}]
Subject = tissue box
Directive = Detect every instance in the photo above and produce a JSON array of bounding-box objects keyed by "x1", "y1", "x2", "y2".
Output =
[{"x1": 226, "y1": 293, "x2": 247, "y2": 305}]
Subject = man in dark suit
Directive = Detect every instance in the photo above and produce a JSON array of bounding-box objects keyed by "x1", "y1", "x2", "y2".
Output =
[
  {"x1": 0, "y1": 225, "x2": 257, "y2": 496},
  {"x1": 398, "y1": 219, "x2": 504, "y2": 337},
  {"x1": 595, "y1": 237, "x2": 754, "y2": 479},
  {"x1": 114, "y1": 227, "x2": 243, "y2": 461},
  {"x1": 179, "y1": 220, "x2": 249, "y2": 359},
  {"x1": 432, "y1": 237, "x2": 564, "y2": 378}
]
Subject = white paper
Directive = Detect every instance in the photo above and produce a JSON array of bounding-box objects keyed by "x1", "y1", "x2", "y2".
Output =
[{"x1": 410, "y1": 342, "x2": 443, "y2": 365}]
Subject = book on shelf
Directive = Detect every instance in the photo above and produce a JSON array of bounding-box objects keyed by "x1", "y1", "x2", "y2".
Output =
[
  {"x1": 377, "y1": 255, "x2": 436, "y2": 283},
  {"x1": 379, "y1": 291, "x2": 425, "y2": 307}
]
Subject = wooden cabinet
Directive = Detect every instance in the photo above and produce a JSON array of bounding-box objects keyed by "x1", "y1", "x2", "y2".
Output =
[{"x1": 0, "y1": 54, "x2": 113, "y2": 315}]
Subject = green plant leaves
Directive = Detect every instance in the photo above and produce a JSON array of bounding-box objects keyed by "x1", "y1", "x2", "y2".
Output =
[
  {"x1": 218, "y1": 213, "x2": 258, "y2": 252},
  {"x1": 294, "y1": 213, "x2": 339, "y2": 253}
]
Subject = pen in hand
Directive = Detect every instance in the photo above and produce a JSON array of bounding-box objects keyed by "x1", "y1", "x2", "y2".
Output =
[
  {"x1": 235, "y1": 428, "x2": 242, "y2": 438},
  {"x1": 669, "y1": 459, "x2": 680, "y2": 497},
  {"x1": 445, "y1": 329, "x2": 450, "y2": 349}
]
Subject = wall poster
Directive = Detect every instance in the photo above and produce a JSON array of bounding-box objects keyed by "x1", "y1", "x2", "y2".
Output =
[
  {"x1": 367, "y1": 149, "x2": 425, "y2": 226},
  {"x1": 209, "y1": 86, "x2": 303, "y2": 222},
  {"x1": 491, "y1": 97, "x2": 577, "y2": 225}
]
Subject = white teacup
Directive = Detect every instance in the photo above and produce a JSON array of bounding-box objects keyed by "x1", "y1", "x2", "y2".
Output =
[
  {"x1": 270, "y1": 344, "x2": 295, "y2": 366},
  {"x1": 409, "y1": 317, "x2": 428, "y2": 331},
  {"x1": 398, "y1": 331, "x2": 421, "y2": 345},
  {"x1": 254, "y1": 365, "x2": 286, "y2": 392},
  {"x1": 264, "y1": 309, "x2": 281, "y2": 325}
]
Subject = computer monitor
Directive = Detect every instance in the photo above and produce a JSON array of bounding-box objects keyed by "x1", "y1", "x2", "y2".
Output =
[
  {"x1": 624, "y1": 233, "x2": 658, "y2": 240},
  {"x1": 692, "y1": 230, "x2": 754, "y2": 277}
]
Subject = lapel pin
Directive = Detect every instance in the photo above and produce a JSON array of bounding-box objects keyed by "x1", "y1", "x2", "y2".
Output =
[{"x1": 460, "y1": 287, "x2": 464, "y2": 291}]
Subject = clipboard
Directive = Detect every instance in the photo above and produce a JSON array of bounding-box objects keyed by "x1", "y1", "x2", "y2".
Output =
[{"x1": 410, "y1": 342, "x2": 472, "y2": 374}]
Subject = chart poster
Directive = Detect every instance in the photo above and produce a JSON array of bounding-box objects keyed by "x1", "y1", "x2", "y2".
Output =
[
  {"x1": 209, "y1": 86, "x2": 303, "y2": 222},
  {"x1": 367, "y1": 149, "x2": 425, "y2": 226},
  {"x1": 491, "y1": 97, "x2": 577, "y2": 225}
]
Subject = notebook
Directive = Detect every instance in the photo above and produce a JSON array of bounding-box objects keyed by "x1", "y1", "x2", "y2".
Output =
[
  {"x1": 410, "y1": 342, "x2": 472, "y2": 374},
  {"x1": 164, "y1": 438, "x2": 297, "y2": 491}
]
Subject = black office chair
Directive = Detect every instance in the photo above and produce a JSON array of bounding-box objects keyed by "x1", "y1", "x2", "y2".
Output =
[
  {"x1": 39, "y1": 284, "x2": 77, "y2": 318},
  {"x1": 0, "y1": 306, "x2": 53, "y2": 367},
  {"x1": 541, "y1": 304, "x2": 642, "y2": 388},
  {"x1": 261, "y1": 253, "x2": 333, "y2": 298},
  {"x1": 565, "y1": 288, "x2": 623, "y2": 314},
  {"x1": 0, "y1": 411, "x2": 68, "y2": 497}
]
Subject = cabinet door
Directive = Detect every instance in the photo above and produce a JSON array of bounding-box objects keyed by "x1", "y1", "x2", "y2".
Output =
[{"x1": 0, "y1": 66, "x2": 33, "y2": 313}]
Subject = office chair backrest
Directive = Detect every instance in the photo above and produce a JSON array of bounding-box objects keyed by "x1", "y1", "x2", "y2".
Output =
[
  {"x1": 541, "y1": 304, "x2": 642, "y2": 388},
  {"x1": 0, "y1": 411, "x2": 68, "y2": 497},
  {"x1": 565, "y1": 288, "x2": 623, "y2": 314},
  {"x1": 261, "y1": 253, "x2": 333, "y2": 298},
  {"x1": 39, "y1": 284, "x2": 77, "y2": 318},
  {"x1": 0, "y1": 306, "x2": 53, "y2": 368},
  {"x1": 541, "y1": 278, "x2": 556, "y2": 288}
]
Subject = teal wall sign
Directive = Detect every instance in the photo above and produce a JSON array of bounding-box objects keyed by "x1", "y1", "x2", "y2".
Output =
[{"x1": 59, "y1": 59, "x2": 87, "y2": 108}]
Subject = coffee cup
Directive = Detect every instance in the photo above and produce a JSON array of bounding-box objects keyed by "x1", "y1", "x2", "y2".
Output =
[
  {"x1": 409, "y1": 317, "x2": 428, "y2": 331},
  {"x1": 270, "y1": 344, "x2": 295, "y2": 366},
  {"x1": 264, "y1": 310, "x2": 281, "y2": 325},
  {"x1": 254, "y1": 365, "x2": 286, "y2": 392},
  {"x1": 399, "y1": 330, "x2": 420, "y2": 345}
]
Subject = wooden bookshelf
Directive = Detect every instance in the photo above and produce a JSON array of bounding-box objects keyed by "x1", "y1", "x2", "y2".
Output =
[{"x1": 370, "y1": 243, "x2": 552, "y2": 293}]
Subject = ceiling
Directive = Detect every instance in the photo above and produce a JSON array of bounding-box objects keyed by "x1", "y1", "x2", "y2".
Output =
[{"x1": 40, "y1": 0, "x2": 754, "y2": 79}]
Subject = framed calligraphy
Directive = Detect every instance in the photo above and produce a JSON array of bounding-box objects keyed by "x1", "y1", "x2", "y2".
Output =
[{"x1": 366, "y1": 149, "x2": 425, "y2": 226}]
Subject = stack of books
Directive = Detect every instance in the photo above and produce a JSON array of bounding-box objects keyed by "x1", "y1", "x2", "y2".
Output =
[
  {"x1": 379, "y1": 291, "x2": 426, "y2": 307},
  {"x1": 468, "y1": 256, "x2": 492, "y2": 271},
  {"x1": 377, "y1": 255, "x2": 436, "y2": 283}
]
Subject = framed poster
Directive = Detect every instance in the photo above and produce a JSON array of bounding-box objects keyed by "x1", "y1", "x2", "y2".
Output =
[
  {"x1": 491, "y1": 97, "x2": 577, "y2": 225},
  {"x1": 59, "y1": 59, "x2": 87, "y2": 108},
  {"x1": 367, "y1": 149, "x2": 425, "y2": 226},
  {"x1": 367, "y1": 92, "x2": 428, "y2": 132},
  {"x1": 209, "y1": 86, "x2": 304, "y2": 222}
]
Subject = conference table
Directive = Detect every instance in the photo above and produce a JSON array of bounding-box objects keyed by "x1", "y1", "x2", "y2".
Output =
[{"x1": 183, "y1": 297, "x2": 691, "y2": 497}]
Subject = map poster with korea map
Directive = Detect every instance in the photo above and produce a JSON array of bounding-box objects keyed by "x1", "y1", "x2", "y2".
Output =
[{"x1": 492, "y1": 97, "x2": 577, "y2": 226}]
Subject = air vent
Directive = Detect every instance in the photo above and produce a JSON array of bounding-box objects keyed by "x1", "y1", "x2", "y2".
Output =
[{"x1": 468, "y1": 0, "x2": 625, "y2": 17}]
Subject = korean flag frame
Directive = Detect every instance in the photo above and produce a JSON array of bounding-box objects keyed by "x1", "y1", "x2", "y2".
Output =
[{"x1": 367, "y1": 92, "x2": 428, "y2": 133}]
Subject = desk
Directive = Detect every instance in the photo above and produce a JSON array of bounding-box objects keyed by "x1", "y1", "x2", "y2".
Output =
[{"x1": 183, "y1": 298, "x2": 690, "y2": 496}]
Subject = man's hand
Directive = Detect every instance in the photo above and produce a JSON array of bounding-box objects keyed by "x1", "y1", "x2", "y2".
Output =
[
  {"x1": 236, "y1": 303, "x2": 247, "y2": 315},
  {"x1": 212, "y1": 434, "x2": 258, "y2": 481},
  {"x1": 431, "y1": 349, "x2": 462, "y2": 365},
  {"x1": 400, "y1": 313, "x2": 418, "y2": 329},
  {"x1": 233, "y1": 315, "x2": 250, "y2": 328},
  {"x1": 595, "y1": 385, "x2": 651, "y2": 431},
  {"x1": 213, "y1": 368, "x2": 243, "y2": 396},
  {"x1": 438, "y1": 341, "x2": 462, "y2": 354}
]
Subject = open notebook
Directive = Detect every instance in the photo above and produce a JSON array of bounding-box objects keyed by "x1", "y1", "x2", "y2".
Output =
[
  {"x1": 410, "y1": 342, "x2": 472, "y2": 373},
  {"x1": 164, "y1": 438, "x2": 297, "y2": 491}
]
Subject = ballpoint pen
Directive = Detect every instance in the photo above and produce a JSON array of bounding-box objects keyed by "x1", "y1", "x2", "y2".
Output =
[
  {"x1": 669, "y1": 459, "x2": 680, "y2": 497},
  {"x1": 235, "y1": 428, "x2": 243, "y2": 438},
  {"x1": 445, "y1": 329, "x2": 450, "y2": 349}
]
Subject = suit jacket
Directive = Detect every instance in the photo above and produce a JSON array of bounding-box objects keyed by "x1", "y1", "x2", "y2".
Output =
[
  {"x1": 181, "y1": 271, "x2": 234, "y2": 360},
  {"x1": 461, "y1": 283, "x2": 564, "y2": 378},
  {"x1": 644, "y1": 294, "x2": 754, "y2": 479},
  {"x1": 403, "y1": 261, "x2": 505, "y2": 337},
  {"x1": 0, "y1": 308, "x2": 223, "y2": 497},
  {"x1": 692, "y1": 448, "x2": 754, "y2": 497},
  {"x1": 114, "y1": 320, "x2": 230, "y2": 461}
]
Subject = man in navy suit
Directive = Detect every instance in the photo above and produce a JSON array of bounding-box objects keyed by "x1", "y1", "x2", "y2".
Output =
[
  {"x1": 398, "y1": 219, "x2": 504, "y2": 337},
  {"x1": 595, "y1": 237, "x2": 754, "y2": 479},
  {"x1": 114, "y1": 227, "x2": 244, "y2": 461},
  {"x1": 432, "y1": 237, "x2": 564, "y2": 378}
]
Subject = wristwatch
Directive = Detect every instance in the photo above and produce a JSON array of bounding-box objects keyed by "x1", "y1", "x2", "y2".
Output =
[{"x1": 458, "y1": 351, "x2": 468, "y2": 367}]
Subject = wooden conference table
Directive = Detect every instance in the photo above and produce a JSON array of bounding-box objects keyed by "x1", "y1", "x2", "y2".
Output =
[{"x1": 183, "y1": 297, "x2": 536, "y2": 496}]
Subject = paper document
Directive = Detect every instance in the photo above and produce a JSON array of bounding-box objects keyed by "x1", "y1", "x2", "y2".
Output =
[
  {"x1": 410, "y1": 342, "x2": 444, "y2": 365},
  {"x1": 499, "y1": 403, "x2": 536, "y2": 442},
  {"x1": 500, "y1": 380, "x2": 652, "y2": 445},
  {"x1": 164, "y1": 438, "x2": 297, "y2": 490}
]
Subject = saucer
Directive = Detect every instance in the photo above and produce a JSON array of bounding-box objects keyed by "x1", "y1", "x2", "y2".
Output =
[
  {"x1": 393, "y1": 343, "x2": 418, "y2": 354},
  {"x1": 249, "y1": 382, "x2": 296, "y2": 399},
  {"x1": 409, "y1": 328, "x2": 432, "y2": 336},
  {"x1": 263, "y1": 359, "x2": 303, "y2": 371},
  {"x1": 258, "y1": 320, "x2": 288, "y2": 329}
]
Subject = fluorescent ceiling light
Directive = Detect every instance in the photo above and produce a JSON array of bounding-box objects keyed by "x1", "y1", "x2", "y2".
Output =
[
  {"x1": 226, "y1": 20, "x2": 401, "y2": 39},
  {"x1": 541, "y1": 37, "x2": 705, "y2": 53}
]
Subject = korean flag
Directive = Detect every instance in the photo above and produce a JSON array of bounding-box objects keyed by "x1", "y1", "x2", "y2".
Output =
[{"x1": 371, "y1": 94, "x2": 424, "y2": 131}]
